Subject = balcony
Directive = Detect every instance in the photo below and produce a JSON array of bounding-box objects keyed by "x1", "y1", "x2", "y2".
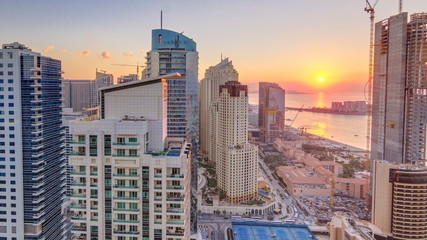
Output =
[
  {"x1": 166, "y1": 232, "x2": 185, "y2": 236},
  {"x1": 113, "y1": 142, "x2": 140, "y2": 146},
  {"x1": 167, "y1": 186, "x2": 184, "y2": 190},
  {"x1": 167, "y1": 208, "x2": 184, "y2": 213},
  {"x1": 167, "y1": 174, "x2": 184, "y2": 179},
  {"x1": 113, "y1": 174, "x2": 140, "y2": 178},
  {"x1": 112, "y1": 154, "x2": 140, "y2": 158},
  {"x1": 113, "y1": 219, "x2": 140, "y2": 224},
  {"x1": 113, "y1": 230, "x2": 140, "y2": 235},
  {"x1": 71, "y1": 171, "x2": 86, "y2": 175},
  {"x1": 166, "y1": 220, "x2": 184, "y2": 225},
  {"x1": 114, "y1": 185, "x2": 139, "y2": 189},
  {"x1": 154, "y1": 174, "x2": 162, "y2": 178},
  {"x1": 71, "y1": 216, "x2": 87, "y2": 221},
  {"x1": 70, "y1": 152, "x2": 86, "y2": 156},
  {"x1": 166, "y1": 198, "x2": 184, "y2": 202},
  {"x1": 71, "y1": 205, "x2": 86, "y2": 209},
  {"x1": 113, "y1": 196, "x2": 139, "y2": 201},
  {"x1": 71, "y1": 194, "x2": 86, "y2": 198},
  {"x1": 70, "y1": 141, "x2": 85, "y2": 145},
  {"x1": 70, "y1": 182, "x2": 86, "y2": 187},
  {"x1": 72, "y1": 226, "x2": 87, "y2": 232},
  {"x1": 113, "y1": 208, "x2": 140, "y2": 212}
]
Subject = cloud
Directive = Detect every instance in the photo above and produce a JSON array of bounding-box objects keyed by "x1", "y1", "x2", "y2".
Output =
[
  {"x1": 59, "y1": 49, "x2": 68, "y2": 53},
  {"x1": 79, "y1": 50, "x2": 92, "y2": 56},
  {"x1": 43, "y1": 46, "x2": 55, "y2": 53},
  {"x1": 123, "y1": 52, "x2": 135, "y2": 58},
  {"x1": 100, "y1": 51, "x2": 112, "y2": 59}
]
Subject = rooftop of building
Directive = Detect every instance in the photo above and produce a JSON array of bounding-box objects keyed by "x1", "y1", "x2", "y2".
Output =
[
  {"x1": 231, "y1": 222, "x2": 317, "y2": 240},
  {"x1": 151, "y1": 29, "x2": 197, "y2": 51},
  {"x1": 276, "y1": 166, "x2": 326, "y2": 185},
  {"x1": 99, "y1": 72, "x2": 180, "y2": 92}
]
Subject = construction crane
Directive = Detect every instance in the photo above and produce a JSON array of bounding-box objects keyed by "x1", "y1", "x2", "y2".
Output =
[
  {"x1": 363, "y1": 0, "x2": 378, "y2": 174},
  {"x1": 289, "y1": 104, "x2": 304, "y2": 128},
  {"x1": 112, "y1": 62, "x2": 145, "y2": 80}
]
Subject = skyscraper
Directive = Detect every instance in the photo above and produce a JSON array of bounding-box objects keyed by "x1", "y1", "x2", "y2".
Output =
[
  {"x1": 216, "y1": 81, "x2": 258, "y2": 203},
  {"x1": 199, "y1": 58, "x2": 238, "y2": 163},
  {"x1": 371, "y1": 12, "x2": 427, "y2": 164},
  {"x1": 0, "y1": 42, "x2": 67, "y2": 239},
  {"x1": 69, "y1": 73, "x2": 191, "y2": 240},
  {"x1": 372, "y1": 160, "x2": 427, "y2": 239},
  {"x1": 145, "y1": 29, "x2": 198, "y2": 139},
  {"x1": 258, "y1": 82, "x2": 285, "y2": 144}
]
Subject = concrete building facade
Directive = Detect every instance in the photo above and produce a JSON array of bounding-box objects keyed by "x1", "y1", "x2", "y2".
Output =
[
  {"x1": 216, "y1": 81, "x2": 258, "y2": 203},
  {"x1": 258, "y1": 82, "x2": 285, "y2": 144},
  {"x1": 0, "y1": 42, "x2": 67, "y2": 239},
  {"x1": 62, "y1": 79, "x2": 91, "y2": 112},
  {"x1": 69, "y1": 74, "x2": 192, "y2": 240},
  {"x1": 371, "y1": 12, "x2": 427, "y2": 164},
  {"x1": 199, "y1": 58, "x2": 238, "y2": 163}
]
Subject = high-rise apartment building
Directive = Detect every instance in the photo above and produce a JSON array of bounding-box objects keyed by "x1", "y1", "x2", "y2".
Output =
[
  {"x1": 145, "y1": 29, "x2": 198, "y2": 138},
  {"x1": 371, "y1": 12, "x2": 427, "y2": 164},
  {"x1": 62, "y1": 79, "x2": 91, "y2": 112},
  {"x1": 216, "y1": 81, "x2": 258, "y2": 203},
  {"x1": 0, "y1": 42, "x2": 67, "y2": 239},
  {"x1": 372, "y1": 160, "x2": 427, "y2": 239},
  {"x1": 258, "y1": 82, "x2": 285, "y2": 144},
  {"x1": 90, "y1": 71, "x2": 114, "y2": 109},
  {"x1": 69, "y1": 73, "x2": 191, "y2": 240},
  {"x1": 199, "y1": 58, "x2": 238, "y2": 163}
]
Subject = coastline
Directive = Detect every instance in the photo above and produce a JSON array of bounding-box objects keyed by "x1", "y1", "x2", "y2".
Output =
[{"x1": 288, "y1": 127, "x2": 366, "y2": 157}]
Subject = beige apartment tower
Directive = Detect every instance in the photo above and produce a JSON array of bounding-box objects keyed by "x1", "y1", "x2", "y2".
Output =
[
  {"x1": 372, "y1": 160, "x2": 427, "y2": 240},
  {"x1": 69, "y1": 74, "x2": 191, "y2": 240},
  {"x1": 216, "y1": 81, "x2": 258, "y2": 203},
  {"x1": 199, "y1": 58, "x2": 238, "y2": 163}
]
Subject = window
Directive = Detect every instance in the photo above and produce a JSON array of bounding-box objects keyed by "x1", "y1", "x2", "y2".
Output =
[
  {"x1": 8, "y1": 87, "x2": 13, "y2": 92},
  {"x1": 7, "y1": 72, "x2": 12, "y2": 76},
  {"x1": 129, "y1": 137, "x2": 137, "y2": 143},
  {"x1": 7, "y1": 64, "x2": 12, "y2": 68},
  {"x1": 7, "y1": 79, "x2": 12, "y2": 84},
  {"x1": 117, "y1": 202, "x2": 125, "y2": 209},
  {"x1": 117, "y1": 213, "x2": 125, "y2": 220},
  {"x1": 7, "y1": 52, "x2": 12, "y2": 59}
]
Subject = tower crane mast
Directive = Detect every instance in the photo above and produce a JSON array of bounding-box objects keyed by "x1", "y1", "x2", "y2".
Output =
[{"x1": 363, "y1": 0, "x2": 378, "y2": 174}]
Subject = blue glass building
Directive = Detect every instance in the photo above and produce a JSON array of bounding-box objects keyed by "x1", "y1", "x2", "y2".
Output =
[
  {"x1": 0, "y1": 42, "x2": 67, "y2": 239},
  {"x1": 146, "y1": 29, "x2": 199, "y2": 139}
]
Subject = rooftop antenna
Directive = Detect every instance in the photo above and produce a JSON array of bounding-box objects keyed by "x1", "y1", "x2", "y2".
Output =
[
  {"x1": 161, "y1": 10, "x2": 163, "y2": 29},
  {"x1": 221, "y1": 53, "x2": 223, "y2": 61},
  {"x1": 399, "y1": 0, "x2": 402, "y2": 13}
]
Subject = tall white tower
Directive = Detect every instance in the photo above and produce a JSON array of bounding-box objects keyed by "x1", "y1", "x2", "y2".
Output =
[
  {"x1": 199, "y1": 58, "x2": 238, "y2": 163},
  {"x1": 216, "y1": 81, "x2": 258, "y2": 203}
]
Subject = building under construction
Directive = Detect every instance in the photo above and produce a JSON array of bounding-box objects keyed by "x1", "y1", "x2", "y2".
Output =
[
  {"x1": 258, "y1": 82, "x2": 285, "y2": 144},
  {"x1": 371, "y1": 12, "x2": 427, "y2": 165}
]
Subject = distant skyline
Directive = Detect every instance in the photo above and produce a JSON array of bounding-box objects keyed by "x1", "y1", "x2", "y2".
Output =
[{"x1": 1, "y1": 0, "x2": 425, "y2": 93}]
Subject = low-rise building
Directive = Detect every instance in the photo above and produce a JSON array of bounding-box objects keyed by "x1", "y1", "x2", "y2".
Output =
[{"x1": 276, "y1": 166, "x2": 330, "y2": 196}]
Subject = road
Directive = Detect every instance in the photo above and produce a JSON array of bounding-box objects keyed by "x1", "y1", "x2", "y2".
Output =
[{"x1": 198, "y1": 214, "x2": 231, "y2": 240}]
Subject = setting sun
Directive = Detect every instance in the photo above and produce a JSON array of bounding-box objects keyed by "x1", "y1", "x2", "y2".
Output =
[{"x1": 318, "y1": 77, "x2": 325, "y2": 82}]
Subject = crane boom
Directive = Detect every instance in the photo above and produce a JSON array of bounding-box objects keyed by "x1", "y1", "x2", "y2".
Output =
[
  {"x1": 364, "y1": 0, "x2": 378, "y2": 174},
  {"x1": 112, "y1": 62, "x2": 146, "y2": 80}
]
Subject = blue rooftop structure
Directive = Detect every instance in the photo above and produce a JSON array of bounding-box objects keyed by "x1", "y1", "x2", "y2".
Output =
[
  {"x1": 231, "y1": 222, "x2": 317, "y2": 240},
  {"x1": 151, "y1": 29, "x2": 196, "y2": 51}
]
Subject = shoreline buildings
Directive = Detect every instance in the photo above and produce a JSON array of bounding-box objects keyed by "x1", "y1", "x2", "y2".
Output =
[
  {"x1": 145, "y1": 29, "x2": 198, "y2": 139},
  {"x1": 216, "y1": 81, "x2": 258, "y2": 203},
  {"x1": 69, "y1": 74, "x2": 192, "y2": 240},
  {"x1": 371, "y1": 12, "x2": 427, "y2": 164},
  {"x1": 258, "y1": 82, "x2": 285, "y2": 144},
  {"x1": 0, "y1": 42, "x2": 67, "y2": 239},
  {"x1": 199, "y1": 58, "x2": 238, "y2": 163}
]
